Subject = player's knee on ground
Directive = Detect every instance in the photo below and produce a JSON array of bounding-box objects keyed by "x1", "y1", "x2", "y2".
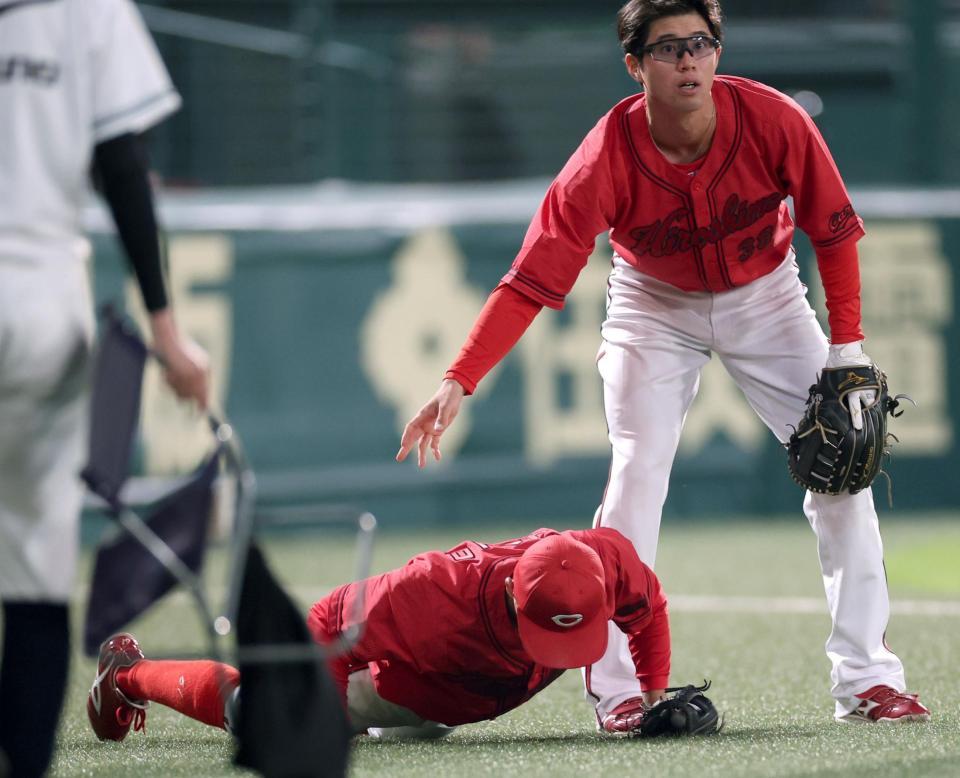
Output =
[{"x1": 346, "y1": 668, "x2": 454, "y2": 738}]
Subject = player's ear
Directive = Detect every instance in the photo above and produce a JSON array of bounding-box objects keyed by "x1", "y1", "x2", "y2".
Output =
[
  {"x1": 624, "y1": 53, "x2": 644, "y2": 86},
  {"x1": 504, "y1": 577, "x2": 515, "y2": 598}
]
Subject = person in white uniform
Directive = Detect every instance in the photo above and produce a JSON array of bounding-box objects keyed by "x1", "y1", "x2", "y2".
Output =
[{"x1": 0, "y1": 1, "x2": 209, "y2": 774}]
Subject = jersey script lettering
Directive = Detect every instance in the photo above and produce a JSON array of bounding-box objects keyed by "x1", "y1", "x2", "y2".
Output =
[
  {"x1": 628, "y1": 191, "x2": 782, "y2": 258},
  {"x1": 829, "y1": 203, "x2": 856, "y2": 234},
  {"x1": 0, "y1": 56, "x2": 60, "y2": 85}
]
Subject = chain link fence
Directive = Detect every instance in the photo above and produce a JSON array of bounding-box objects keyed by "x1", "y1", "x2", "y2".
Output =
[{"x1": 141, "y1": 1, "x2": 959, "y2": 186}]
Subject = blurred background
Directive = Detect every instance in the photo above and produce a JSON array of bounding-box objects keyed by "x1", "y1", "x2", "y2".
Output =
[{"x1": 86, "y1": 0, "x2": 960, "y2": 526}]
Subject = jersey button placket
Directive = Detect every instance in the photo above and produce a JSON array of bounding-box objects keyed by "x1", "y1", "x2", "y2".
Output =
[{"x1": 689, "y1": 187, "x2": 723, "y2": 292}]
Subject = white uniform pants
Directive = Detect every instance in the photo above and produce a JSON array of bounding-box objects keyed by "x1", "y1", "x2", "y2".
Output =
[
  {"x1": 0, "y1": 258, "x2": 93, "y2": 601},
  {"x1": 346, "y1": 668, "x2": 455, "y2": 739},
  {"x1": 585, "y1": 253, "x2": 905, "y2": 719}
]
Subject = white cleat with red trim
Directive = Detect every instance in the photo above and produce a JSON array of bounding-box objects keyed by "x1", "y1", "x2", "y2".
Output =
[
  {"x1": 597, "y1": 696, "x2": 647, "y2": 735},
  {"x1": 839, "y1": 685, "x2": 930, "y2": 724}
]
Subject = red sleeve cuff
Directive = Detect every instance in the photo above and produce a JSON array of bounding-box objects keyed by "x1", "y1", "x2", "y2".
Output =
[
  {"x1": 815, "y1": 240, "x2": 864, "y2": 344},
  {"x1": 640, "y1": 675, "x2": 670, "y2": 693},
  {"x1": 444, "y1": 369, "x2": 477, "y2": 396}
]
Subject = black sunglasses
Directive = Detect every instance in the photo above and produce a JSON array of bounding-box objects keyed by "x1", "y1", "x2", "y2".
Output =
[{"x1": 640, "y1": 35, "x2": 721, "y2": 63}]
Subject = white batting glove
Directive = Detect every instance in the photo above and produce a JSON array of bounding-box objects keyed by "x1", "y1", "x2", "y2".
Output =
[{"x1": 825, "y1": 341, "x2": 875, "y2": 431}]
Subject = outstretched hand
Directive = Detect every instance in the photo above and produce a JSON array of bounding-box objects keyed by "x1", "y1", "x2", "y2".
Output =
[
  {"x1": 396, "y1": 378, "x2": 465, "y2": 468},
  {"x1": 149, "y1": 309, "x2": 211, "y2": 410}
]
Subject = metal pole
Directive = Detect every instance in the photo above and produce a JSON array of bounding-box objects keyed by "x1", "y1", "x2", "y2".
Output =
[
  {"x1": 293, "y1": 0, "x2": 335, "y2": 180},
  {"x1": 906, "y1": 0, "x2": 944, "y2": 184}
]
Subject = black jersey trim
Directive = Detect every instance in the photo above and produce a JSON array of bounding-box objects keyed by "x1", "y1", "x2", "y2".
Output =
[
  {"x1": 813, "y1": 223, "x2": 862, "y2": 250},
  {"x1": 621, "y1": 111, "x2": 710, "y2": 289},
  {"x1": 334, "y1": 585, "x2": 347, "y2": 633},
  {"x1": 92, "y1": 88, "x2": 178, "y2": 133},
  {"x1": 0, "y1": 0, "x2": 59, "y2": 17},
  {"x1": 704, "y1": 80, "x2": 745, "y2": 290},
  {"x1": 504, "y1": 268, "x2": 565, "y2": 305},
  {"x1": 478, "y1": 560, "x2": 529, "y2": 672},
  {"x1": 332, "y1": 584, "x2": 362, "y2": 664}
]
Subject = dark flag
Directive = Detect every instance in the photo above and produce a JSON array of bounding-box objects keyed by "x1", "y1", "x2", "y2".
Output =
[
  {"x1": 83, "y1": 453, "x2": 219, "y2": 656},
  {"x1": 234, "y1": 544, "x2": 351, "y2": 778},
  {"x1": 81, "y1": 306, "x2": 147, "y2": 511}
]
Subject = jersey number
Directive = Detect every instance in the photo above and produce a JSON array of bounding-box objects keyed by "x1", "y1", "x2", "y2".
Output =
[{"x1": 737, "y1": 225, "x2": 775, "y2": 262}]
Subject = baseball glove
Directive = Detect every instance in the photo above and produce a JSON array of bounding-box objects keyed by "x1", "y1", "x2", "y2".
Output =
[
  {"x1": 787, "y1": 364, "x2": 909, "y2": 496},
  {"x1": 637, "y1": 680, "x2": 722, "y2": 738}
]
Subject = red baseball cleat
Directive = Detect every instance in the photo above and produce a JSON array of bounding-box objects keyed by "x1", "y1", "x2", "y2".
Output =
[
  {"x1": 597, "y1": 696, "x2": 647, "y2": 735},
  {"x1": 840, "y1": 685, "x2": 931, "y2": 724},
  {"x1": 87, "y1": 633, "x2": 149, "y2": 741}
]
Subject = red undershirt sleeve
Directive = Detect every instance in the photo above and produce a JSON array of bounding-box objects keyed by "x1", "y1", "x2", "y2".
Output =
[
  {"x1": 815, "y1": 239, "x2": 864, "y2": 345},
  {"x1": 445, "y1": 283, "x2": 544, "y2": 395},
  {"x1": 572, "y1": 528, "x2": 672, "y2": 692},
  {"x1": 629, "y1": 597, "x2": 671, "y2": 692}
]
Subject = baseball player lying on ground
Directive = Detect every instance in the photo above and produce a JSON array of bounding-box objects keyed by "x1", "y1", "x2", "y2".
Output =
[{"x1": 87, "y1": 528, "x2": 719, "y2": 741}]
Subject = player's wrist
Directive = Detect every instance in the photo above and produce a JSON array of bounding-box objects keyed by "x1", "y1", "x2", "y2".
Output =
[
  {"x1": 148, "y1": 308, "x2": 179, "y2": 345},
  {"x1": 826, "y1": 340, "x2": 871, "y2": 368},
  {"x1": 642, "y1": 689, "x2": 666, "y2": 707},
  {"x1": 148, "y1": 309, "x2": 197, "y2": 366},
  {"x1": 442, "y1": 374, "x2": 471, "y2": 397}
]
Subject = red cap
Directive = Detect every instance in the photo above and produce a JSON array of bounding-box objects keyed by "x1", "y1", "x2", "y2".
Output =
[{"x1": 512, "y1": 534, "x2": 608, "y2": 669}]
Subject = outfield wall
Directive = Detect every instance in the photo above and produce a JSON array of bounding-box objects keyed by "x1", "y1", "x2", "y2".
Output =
[{"x1": 86, "y1": 182, "x2": 960, "y2": 523}]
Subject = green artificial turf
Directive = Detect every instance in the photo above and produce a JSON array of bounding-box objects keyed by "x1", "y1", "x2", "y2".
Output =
[
  {"x1": 885, "y1": 535, "x2": 960, "y2": 597},
  {"x1": 45, "y1": 514, "x2": 960, "y2": 777}
]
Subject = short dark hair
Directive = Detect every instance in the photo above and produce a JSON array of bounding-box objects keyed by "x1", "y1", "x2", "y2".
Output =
[{"x1": 617, "y1": 0, "x2": 724, "y2": 56}]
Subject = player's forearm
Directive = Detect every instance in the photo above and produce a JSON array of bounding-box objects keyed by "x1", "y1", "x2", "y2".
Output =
[
  {"x1": 628, "y1": 599, "x2": 671, "y2": 692},
  {"x1": 445, "y1": 283, "x2": 542, "y2": 394},
  {"x1": 93, "y1": 132, "x2": 168, "y2": 312},
  {"x1": 815, "y1": 240, "x2": 863, "y2": 345}
]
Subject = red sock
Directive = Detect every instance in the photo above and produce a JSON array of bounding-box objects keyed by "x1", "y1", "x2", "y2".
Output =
[{"x1": 117, "y1": 660, "x2": 240, "y2": 729}]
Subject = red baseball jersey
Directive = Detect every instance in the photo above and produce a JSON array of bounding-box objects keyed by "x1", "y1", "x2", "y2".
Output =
[
  {"x1": 307, "y1": 527, "x2": 670, "y2": 727},
  {"x1": 504, "y1": 75, "x2": 864, "y2": 303}
]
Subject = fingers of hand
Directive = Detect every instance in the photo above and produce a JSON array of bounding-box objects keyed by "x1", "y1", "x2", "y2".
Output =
[
  {"x1": 188, "y1": 378, "x2": 208, "y2": 410},
  {"x1": 398, "y1": 408, "x2": 435, "y2": 463},
  {"x1": 847, "y1": 389, "x2": 874, "y2": 431},
  {"x1": 164, "y1": 366, "x2": 208, "y2": 410},
  {"x1": 158, "y1": 335, "x2": 210, "y2": 409},
  {"x1": 396, "y1": 421, "x2": 420, "y2": 462},
  {"x1": 417, "y1": 434, "x2": 430, "y2": 469},
  {"x1": 397, "y1": 389, "x2": 460, "y2": 467}
]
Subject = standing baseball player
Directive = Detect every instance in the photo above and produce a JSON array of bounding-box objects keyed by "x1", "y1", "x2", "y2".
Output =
[
  {"x1": 397, "y1": 0, "x2": 930, "y2": 727},
  {"x1": 86, "y1": 528, "x2": 721, "y2": 741},
  {"x1": 0, "y1": 1, "x2": 209, "y2": 774}
]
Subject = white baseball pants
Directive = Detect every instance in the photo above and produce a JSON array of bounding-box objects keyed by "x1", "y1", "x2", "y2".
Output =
[
  {"x1": 0, "y1": 257, "x2": 93, "y2": 601},
  {"x1": 585, "y1": 252, "x2": 906, "y2": 719},
  {"x1": 346, "y1": 668, "x2": 455, "y2": 739}
]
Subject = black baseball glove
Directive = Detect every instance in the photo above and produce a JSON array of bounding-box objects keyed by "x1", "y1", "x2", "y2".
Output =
[
  {"x1": 637, "y1": 680, "x2": 722, "y2": 738},
  {"x1": 787, "y1": 364, "x2": 909, "y2": 496}
]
